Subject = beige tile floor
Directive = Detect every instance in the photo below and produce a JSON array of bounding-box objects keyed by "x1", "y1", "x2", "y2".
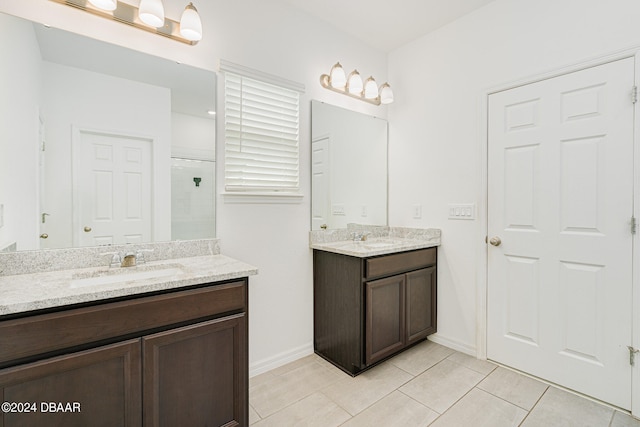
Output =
[{"x1": 249, "y1": 340, "x2": 640, "y2": 427}]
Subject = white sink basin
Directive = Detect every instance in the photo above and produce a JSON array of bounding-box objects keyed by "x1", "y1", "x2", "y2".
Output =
[
  {"x1": 363, "y1": 242, "x2": 397, "y2": 248},
  {"x1": 70, "y1": 267, "x2": 184, "y2": 288},
  {"x1": 362, "y1": 239, "x2": 404, "y2": 248}
]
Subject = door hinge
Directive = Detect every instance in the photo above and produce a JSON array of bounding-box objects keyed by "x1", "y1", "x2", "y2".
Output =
[
  {"x1": 632, "y1": 216, "x2": 637, "y2": 235},
  {"x1": 628, "y1": 346, "x2": 640, "y2": 366},
  {"x1": 632, "y1": 86, "x2": 638, "y2": 104}
]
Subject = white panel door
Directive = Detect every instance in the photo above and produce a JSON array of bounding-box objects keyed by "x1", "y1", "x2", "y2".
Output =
[
  {"x1": 38, "y1": 116, "x2": 49, "y2": 249},
  {"x1": 312, "y1": 136, "x2": 330, "y2": 230},
  {"x1": 75, "y1": 130, "x2": 152, "y2": 247},
  {"x1": 487, "y1": 57, "x2": 634, "y2": 409}
]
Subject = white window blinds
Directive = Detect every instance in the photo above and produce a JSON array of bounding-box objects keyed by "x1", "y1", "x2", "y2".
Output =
[{"x1": 224, "y1": 72, "x2": 300, "y2": 193}]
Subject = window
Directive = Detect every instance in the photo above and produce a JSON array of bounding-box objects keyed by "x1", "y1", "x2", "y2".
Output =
[{"x1": 223, "y1": 69, "x2": 301, "y2": 196}]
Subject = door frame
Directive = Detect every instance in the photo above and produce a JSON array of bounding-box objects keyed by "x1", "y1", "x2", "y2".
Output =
[
  {"x1": 477, "y1": 49, "x2": 640, "y2": 416},
  {"x1": 71, "y1": 125, "x2": 158, "y2": 247},
  {"x1": 311, "y1": 133, "x2": 331, "y2": 230}
]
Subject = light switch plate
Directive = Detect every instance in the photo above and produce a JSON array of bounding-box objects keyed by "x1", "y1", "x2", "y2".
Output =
[{"x1": 448, "y1": 203, "x2": 475, "y2": 220}]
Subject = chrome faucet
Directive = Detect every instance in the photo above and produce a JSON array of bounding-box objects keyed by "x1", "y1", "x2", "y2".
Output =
[
  {"x1": 121, "y1": 252, "x2": 137, "y2": 267},
  {"x1": 102, "y1": 249, "x2": 154, "y2": 268},
  {"x1": 350, "y1": 231, "x2": 370, "y2": 242}
]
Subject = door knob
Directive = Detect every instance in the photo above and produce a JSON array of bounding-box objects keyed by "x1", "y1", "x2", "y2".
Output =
[
  {"x1": 489, "y1": 236, "x2": 502, "y2": 246},
  {"x1": 84, "y1": 226, "x2": 92, "y2": 232},
  {"x1": 40, "y1": 233, "x2": 48, "y2": 239}
]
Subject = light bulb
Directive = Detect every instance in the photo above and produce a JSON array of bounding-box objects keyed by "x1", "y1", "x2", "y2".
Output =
[
  {"x1": 329, "y1": 62, "x2": 346, "y2": 89},
  {"x1": 347, "y1": 70, "x2": 363, "y2": 95},
  {"x1": 379, "y1": 83, "x2": 394, "y2": 104},
  {"x1": 139, "y1": 0, "x2": 165, "y2": 28},
  {"x1": 88, "y1": 0, "x2": 117, "y2": 11},
  {"x1": 180, "y1": 2, "x2": 203, "y2": 41},
  {"x1": 364, "y1": 76, "x2": 378, "y2": 99}
]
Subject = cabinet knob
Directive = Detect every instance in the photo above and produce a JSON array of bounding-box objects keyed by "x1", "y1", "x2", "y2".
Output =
[
  {"x1": 489, "y1": 236, "x2": 502, "y2": 247},
  {"x1": 40, "y1": 233, "x2": 48, "y2": 239},
  {"x1": 84, "y1": 226, "x2": 92, "y2": 233}
]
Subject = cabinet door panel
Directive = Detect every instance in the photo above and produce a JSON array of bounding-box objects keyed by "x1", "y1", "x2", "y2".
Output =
[
  {"x1": 143, "y1": 314, "x2": 247, "y2": 427},
  {"x1": 365, "y1": 275, "x2": 405, "y2": 365},
  {"x1": 406, "y1": 267, "x2": 437, "y2": 345},
  {"x1": 0, "y1": 340, "x2": 141, "y2": 427}
]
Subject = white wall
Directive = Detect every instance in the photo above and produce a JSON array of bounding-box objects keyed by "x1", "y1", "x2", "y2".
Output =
[
  {"x1": 0, "y1": 0, "x2": 388, "y2": 374},
  {"x1": 388, "y1": 0, "x2": 640, "y2": 353},
  {"x1": 0, "y1": 14, "x2": 41, "y2": 251},
  {"x1": 42, "y1": 61, "x2": 172, "y2": 248},
  {"x1": 171, "y1": 112, "x2": 215, "y2": 159}
]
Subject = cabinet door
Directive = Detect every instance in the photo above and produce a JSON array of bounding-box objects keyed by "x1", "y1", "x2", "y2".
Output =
[
  {"x1": 0, "y1": 340, "x2": 141, "y2": 427},
  {"x1": 365, "y1": 275, "x2": 406, "y2": 365},
  {"x1": 143, "y1": 313, "x2": 247, "y2": 427},
  {"x1": 406, "y1": 267, "x2": 437, "y2": 345}
]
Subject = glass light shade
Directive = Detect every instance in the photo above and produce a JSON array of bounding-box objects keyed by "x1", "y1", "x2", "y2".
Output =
[
  {"x1": 329, "y1": 63, "x2": 346, "y2": 89},
  {"x1": 88, "y1": 0, "x2": 117, "y2": 11},
  {"x1": 364, "y1": 76, "x2": 378, "y2": 99},
  {"x1": 139, "y1": 0, "x2": 165, "y2": 28},
  {"x1": 180, "y1": 3, "x2": 203, "y2": 41},
  {"x1": 347, "y1": 70, "x2": 363, "y2": 95},
  {"x1": 379, "y1": 83, "x2": 394, "y2": 104}
]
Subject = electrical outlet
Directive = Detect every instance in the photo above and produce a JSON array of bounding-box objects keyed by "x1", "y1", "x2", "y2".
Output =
[
  {"x1": 0, "y1": 204, "x2": 3, "y2": 228},
  {"x1": 448, "y1": 203, "x2": 475, "y2": 220},
  {"x1": 361, "y1": 205, "x2": 368, "y2": 217},
  {"x1": 412, "y1": 204, "x2": 422, "y2": 219},
  {"x1": 332, "y1": 204, "x2": 345, "y2": 216}
]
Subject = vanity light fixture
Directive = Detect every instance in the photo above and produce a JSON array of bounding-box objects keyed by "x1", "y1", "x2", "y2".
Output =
[
  {"x1": 320, "y1": 62, "x2": 394, "y2": 105},
  {"x1": 139, "y1": 0, "x2": 165, "y2": 28},
  {"x1": 179, "y1": 2, "x2": 203, "y2": 41},
  {"x1": 50, "y1": 0, "x2": 203, "y2": 45},
  {"x1": 87, "y1": 0, "x2": 116, "y2": 11}
]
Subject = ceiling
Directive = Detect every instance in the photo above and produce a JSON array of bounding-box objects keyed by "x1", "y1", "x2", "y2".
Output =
[{"x1": 281, "y1": 0, "x2": 497, "y2": 52}]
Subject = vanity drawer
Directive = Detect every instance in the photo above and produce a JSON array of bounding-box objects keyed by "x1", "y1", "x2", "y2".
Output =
[
  {"x1": 0, "y1": 280, "x2": 246, "y2": 366},
  {"x1": 365, "y1": 248, "x2": 436, "y2": 279}
]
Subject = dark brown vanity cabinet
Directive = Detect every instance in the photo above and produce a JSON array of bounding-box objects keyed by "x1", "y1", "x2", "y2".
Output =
[
  {"x1": 314, "y1": 247, "x2": 437, "y2": 375},
  {"x1": 0, "y1": 279, "x2": 249, "y2": 427}
]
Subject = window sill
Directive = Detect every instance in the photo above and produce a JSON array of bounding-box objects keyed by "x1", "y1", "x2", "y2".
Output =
[{"x1": 221, "y1": 192, "x2": 304, "y2": 204}]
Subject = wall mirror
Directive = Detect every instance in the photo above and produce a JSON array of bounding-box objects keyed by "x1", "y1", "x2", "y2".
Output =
[
  {"x1": 0, "y1": 11, "x2": 216, "y2": 252},
  {"x1": 311, "y1": 100, "x2": 388, "y2": 230}
]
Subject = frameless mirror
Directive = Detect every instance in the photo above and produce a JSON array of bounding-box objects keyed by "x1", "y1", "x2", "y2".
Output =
[
  {"x1": 311, "y1": 100, "x2": 388, "y2": 230},
  {"x1": 0, "y1": 12, "x2": 216, "y2": 252}
]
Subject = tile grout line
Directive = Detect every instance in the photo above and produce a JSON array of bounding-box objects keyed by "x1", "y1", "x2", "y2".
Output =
[
  {"x1": 397, "y1": 389, "x2": 442, "y2": 417},
  {"x1": 516, "y1": 386, "x2": 550, "y2": 426},
  {"x1": 475, "y1": 379, "x2": 549, "y2": 413},
  {"x1": 418, "y1": 360, "x2": 494, "y2": 426},
  {"x1": 249, "y1": 359, "x2": 347, "y2": 421}
]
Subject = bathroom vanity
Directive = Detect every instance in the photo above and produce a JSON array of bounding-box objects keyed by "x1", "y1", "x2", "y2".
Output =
[
  {"x1": 311, "y1": 227, "x2": 440, "y2": 375},
  {"x1": 0, "y1": 240, "x2": 257, "y2": 427}
]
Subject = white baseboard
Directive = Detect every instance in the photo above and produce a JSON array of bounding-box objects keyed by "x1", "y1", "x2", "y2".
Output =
[
  {"x1": 249, "y1": 335, "x2": 477, "y2": 378},
  {"x1": 249, "y1": 342, "x2": 314, "y2": 378},
  {"x1": 428, "y1": 333, "x2": 477, "y2": 357}
]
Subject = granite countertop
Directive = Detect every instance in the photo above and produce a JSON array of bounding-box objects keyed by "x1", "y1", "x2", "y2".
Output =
[
  {"x1": 0, "y1": 254, "x2": 258, "y2": 316},
  {"x1": 310, "y1": 225, "x2": 441, "y2": 258}
]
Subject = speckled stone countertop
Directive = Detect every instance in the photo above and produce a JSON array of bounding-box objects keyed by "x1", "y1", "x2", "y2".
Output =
[
  {"x1": 0, "y1": 239, "x2": 258, "y2": 316},
  {"x1": 310, "y1": 225, "x2": 441, "y2": 257}
]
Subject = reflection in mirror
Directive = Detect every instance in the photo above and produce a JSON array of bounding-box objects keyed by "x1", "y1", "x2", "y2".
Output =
[
  {"x1": 311, "y1": 100, "x2": 388, "y2": 230},
  {"x1": 0, "y1": 12, "x2": 216, "y2": 252}
]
